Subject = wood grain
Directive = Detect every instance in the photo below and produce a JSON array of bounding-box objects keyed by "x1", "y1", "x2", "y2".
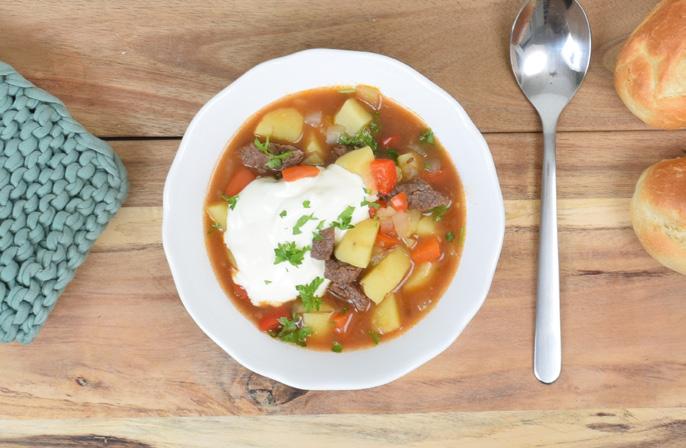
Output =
[
  {"x1": 0, "y1": 0, "x2": 661, "y2": 137},
  {"x1": 1, "y1": 408, "x2": 686, "y2": 447},
  {"x1": 0, "y1": 133, "x2": 684, "y2": 419}
]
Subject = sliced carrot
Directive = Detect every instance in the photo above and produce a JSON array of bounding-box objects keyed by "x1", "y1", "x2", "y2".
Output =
[
  {"x1": 411, "y1": 236, "x2": 442, "y2": 264},
  {"x1": 421, "y1": 169, "x2": 447, "y2": 185},
  {"x1": 225, "y1": 167, "x2": 256, "y2": 196},
  {"x1": 375, "y1": 231, "x2": 400, "y2": 248},
  {"x1": 282, "y1": 165, "x2": 320, "y2": 182},
  {"x1": 331, "y1": 311, "x2": 352, "y2": 333},
  {"x1": 389, "y1": 192, "x2": 408, "y2": 212},
  {"x1": 258, "y1": 306, "x2": 291, "y2": 332},
  {"x1": 370, "y1": 159, "x2": 397, "y2": 194}
]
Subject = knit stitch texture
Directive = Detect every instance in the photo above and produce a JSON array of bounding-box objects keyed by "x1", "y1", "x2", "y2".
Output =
[{"x1": 0, "y1": 61, "x2": 127, "y2": 343}]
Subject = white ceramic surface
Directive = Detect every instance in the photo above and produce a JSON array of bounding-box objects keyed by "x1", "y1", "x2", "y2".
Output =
[{"x1": 163, "y1": 49, "x2": 505, "y2": 390}]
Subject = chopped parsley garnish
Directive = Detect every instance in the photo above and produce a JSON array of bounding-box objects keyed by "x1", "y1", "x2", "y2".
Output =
[
  {"x1": 208, "y1": 222, "x2": 223, "y2": 234},
  {"x1": 338, "y1": 127, "x2": 378, "y2": 151},
  {"x1": 275, "y1": 316, "x2": 312, "y2": 346},
  {"x1": 279, "y1": 210, "x2": 287, "y2": 218},
  {"x1": 419, "y1": 128, "x2": 435, "y2": 144},
  {"x1": 332, "y1": 342, "x2": 343, "y2": 353},
  {"x1": 254, "y1": 136, "x2": 294, "y2": 170},
  {"x1": 363, "y1": 187, "x2": 373, "y2": 195},
  {"x1": 431, "y1": 204, "x2": 450, "y2": 222},
  {"x1": 370, "y1": 112, "x2": 381, "y2": 134},
  {"x1": 303, "y1": 200, "x2": 311, "y2": 208},
  {"x1": 293, "y1": 213, "x2": 316, "y2": 235},
  {"x1": 264, "y1": 280, "x2": 272, "y2": 285},
  {"x1": 446, "y1": 231, "x2": 455, "y2": 242},
  {"x1": 312, "y1": 220, "x2": 327, "y2": 241},
  {"x1": 337, "y1": 87, "x2": 356, "y2": 94},
  {"x1": 368, "y1": 330, "x2": 381, "y2": 345},
  {"x1": 331, "y1": 206, "x2": 355, "y2": 230},
  {"x1": 375, "y1": 148, "x2": 399, "y2": 163},
  {"x1": 361, "y1": 198, "x2": 381, "y2": 209},
  {"x1": 296, "y1": 276, "x2": 325, "y2": 312},
  {"x1": 222, "y1": 193, "x2": 238, "y2": 210},
  {"x1": 274, "y1": 242, "x2": 310, "y2": 267}
]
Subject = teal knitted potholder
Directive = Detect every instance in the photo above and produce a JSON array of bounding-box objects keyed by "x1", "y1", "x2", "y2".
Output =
[{"x1": 0, "y1": 61, "x2": 128, "y2": 343}]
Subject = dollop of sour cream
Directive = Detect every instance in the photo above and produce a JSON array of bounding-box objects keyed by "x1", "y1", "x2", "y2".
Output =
[{"x1": 224, "y1": 164, "x2": 370, "y2": 307}]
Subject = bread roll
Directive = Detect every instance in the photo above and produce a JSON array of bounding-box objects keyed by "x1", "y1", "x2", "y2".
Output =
[
  {"x1": 631, "y1": 157, "x2": 686, "y2": 274},
  {"x1": 614, "y1": 0, "x2": 686, "y2": 129}
]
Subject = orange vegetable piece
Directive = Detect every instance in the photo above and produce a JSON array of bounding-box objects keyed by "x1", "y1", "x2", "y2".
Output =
[
  {"x1": 411, "y1": 236, "x2": 442, "y2": 264},
  {"x1": 225, "y1": 167, "x2": 256, "y2": 196},
  {"x1": 282, "y1": 165, "x2": 320, "y2": 182}
]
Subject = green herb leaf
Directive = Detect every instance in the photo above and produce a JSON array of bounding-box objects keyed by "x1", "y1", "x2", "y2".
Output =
[
  {"x1": 446, "y1": 231, "x2": 455, "y2": 242},
  {"x1": 264, "y1": 280, "x2": 272, "y2": 285},
  {"x1": 338, "y1": 127, "x2": 378, "y2": 151},
  {"x1": 280, "y1": 210, "x2": 287, "y2": 218},
  {"x1": 361, "y1": 198, "x2": 381, "y2": 209},
  {"x1": 337, "y1": 87, "x2": 356, "y2": 94},
  {"x1": 296, "y1": 276, "x2": 325, "y2": 312},
  {"x1": 303, "y1": 200, "x2": 311, "y2": 209},
  {"x1": 222, "y1": 193, "x2": 239, "y2": 210},
  {"x1": 274, "y1": 242, "x2": 310, "y2": 267},
  {"x1": 370, "y1": 112, "x2": 381, "y2": 134},
  {"x1": 254, "y1": 136, "x2": 294, "y2": 170},
  {"x1": 419, "y1": 128, "x2": 435, "y2": 144},
  {"x1": 332, "y1": 342, "x2": 343, "y2": 353},
  {"x1": 369, "y1": 330, "x2": 381, "y2": 345},
  {"x1": 275, "y1": 316, "x2": 312, "y2": 346},
  {"x1": 312, "y1": 220, "x2": 327, "y2": 241},
  {"x1": 431, "y1": 204, "x2": 450, "y2": 222},
  {"x1": 331, "y1": 206, "x2": 355, "y2": 230},
  {"x1": 293, "y1": 213, "x2": 316, "y2": 235},
  {"x1": 375, "y1": 148, "x2": 399, "y2": 163}
]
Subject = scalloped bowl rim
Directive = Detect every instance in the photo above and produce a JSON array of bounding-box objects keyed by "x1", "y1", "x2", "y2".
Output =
[{"x1": 163, "y1": 49, "x2": 505, "y2": 390}]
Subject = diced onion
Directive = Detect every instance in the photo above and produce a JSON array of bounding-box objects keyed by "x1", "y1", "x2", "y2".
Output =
[
  {"x1": 326, "y1": 125, "x2": 346, "y2": 144},
  {"x1": 424, "y1": 158, "x2": 442, "y2": 172},
  {"x1": 392, "y1": 212, "x2": 412, "y2": 239},
  {"x1": 304, "y1": 111, "x2": 322, "y2": 127}
]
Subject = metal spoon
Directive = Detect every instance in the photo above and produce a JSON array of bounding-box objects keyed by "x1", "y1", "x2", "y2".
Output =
[{"x1": 509, "y1": 0, "x2": 591, "y2": 384}]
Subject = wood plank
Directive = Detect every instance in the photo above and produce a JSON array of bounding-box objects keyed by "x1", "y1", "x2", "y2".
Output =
[
  {"x1": 1, "y1": 224, "x2": 684, "y2": 418},
  {"x1": 1, "y1": 408, "x2": 686, "y2": 447},
  {"x1": 111, "y1": 130, "x2": 686, "y2": 207},
  {"x1": 1, "y1": 0, "x2": 662, "y2": 137}
]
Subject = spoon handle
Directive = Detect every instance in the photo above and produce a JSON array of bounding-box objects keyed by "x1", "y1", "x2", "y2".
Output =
[{"x1": 534, "y1": 122, "x2": 561, "y2": 384}]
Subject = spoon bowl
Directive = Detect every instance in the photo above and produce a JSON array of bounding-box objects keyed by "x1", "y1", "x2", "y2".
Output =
[{"x1": 509, "y1": 0, "x2": 591, "y2": 384}]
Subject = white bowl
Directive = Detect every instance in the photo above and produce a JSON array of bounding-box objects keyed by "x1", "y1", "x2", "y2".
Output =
[{"x1": 163, "y1": 49, "x2": 505, "y2": 390}]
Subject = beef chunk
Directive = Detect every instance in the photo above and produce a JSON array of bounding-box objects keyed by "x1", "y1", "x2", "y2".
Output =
[
  {"x1": 332, "y1": 144, "x2": 350, "y2": 158},
  {"x1": 239, "y1": 142, "x2": 304, "y2": 174},
  {"x1": 311, "y1": 227, "x2": 335, "y2": 260},
  {"x1": 394, "y1": 179, "x2": 450, "y2": 212},
  {"x1": 324, "y1": 259, "x2": 363, "y2": 284},
  {"x1": 328, "y1": 282, "x2": 371, "y2": 312}
]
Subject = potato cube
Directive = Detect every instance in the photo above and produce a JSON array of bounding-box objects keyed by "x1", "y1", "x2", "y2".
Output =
[
  {"x1": 372, "y1": 293, "x2": 401, "y2": 334},
  {"x1": 360, "y1": 247, "x2": 411, "y2": 304},
  {"x1": 335, "y1": 146, "x2": 376, "y2": 190},
  {"x1": 334, "y1": 98, "x2": 372, "y2": 135},
  {"x1": 334, "y1": 219, "x2": 380, "y2": 268},
  {"x1": 255, "y1": 108, "x2": 304, "y2": 143},
  {"x1": 416, "y1": 216, "x2": 438, "y2": 236},
  {"x1": 302, "y1": 312, "x2": 333, "y2": 338},
  {"x1": 403, "y1": 262, "x2": 437, "y2": 291},
  {"x1": 398, "y1": 152, "x2": 424, "y2": 180},
  {"x1": 303, "y1": 132, "x2": 326, "y2": 165},
  {"x1": 206, "y1": 202, "x2": 228, "y2": 230}
]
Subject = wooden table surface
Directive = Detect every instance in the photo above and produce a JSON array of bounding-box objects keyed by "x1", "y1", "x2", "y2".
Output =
[{"x1": 2, "y1": 1, "x2": 686, "y2": 446}]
